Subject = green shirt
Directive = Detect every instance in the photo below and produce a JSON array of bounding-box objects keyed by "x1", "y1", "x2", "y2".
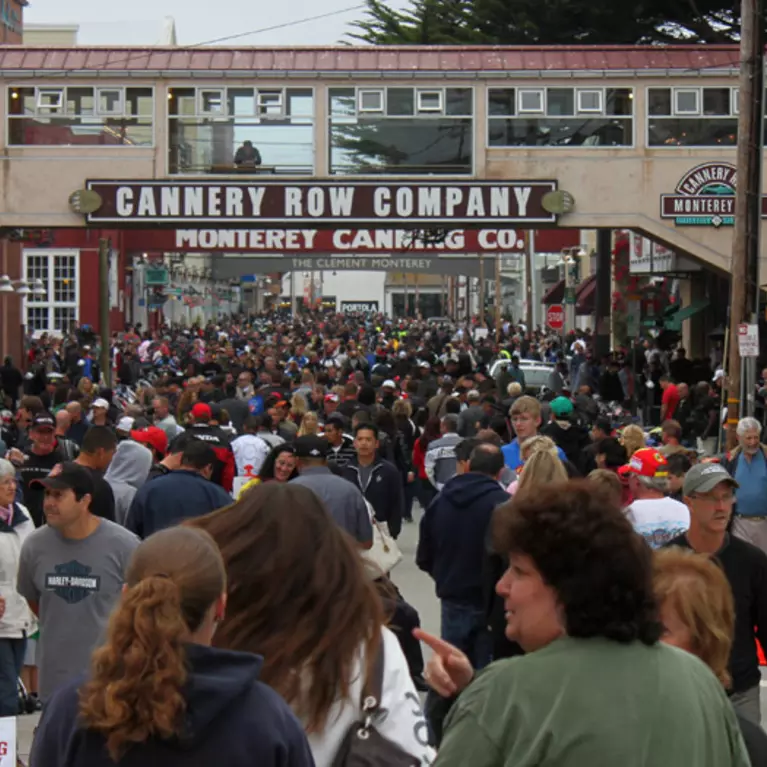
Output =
[{"x1": 437, "y1": 636, "x2": 749, "y2": 767}]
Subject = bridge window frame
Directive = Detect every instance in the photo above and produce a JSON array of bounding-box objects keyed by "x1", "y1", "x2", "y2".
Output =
[
  {"x1": 7, "y1": 85, "x2": 155, "y2": 147},
  {"x1": 518, "y1": 89, "x2": 544, "y2": 114},
  {"x1": 358, "y1": 89, "x2": 384, "y2": 113},
  {"x1": 328, "y1": 85, "x2": 474, "y2": 176},
  {"x1": 487, "y1": 86, "x2": 635, "y2": 149},
  {"x1": 646, "y1": 86, "x2": 740, "y2": 147},
  {"x1": 167, "y1": 85, "x2": 316, "y2": 176}
]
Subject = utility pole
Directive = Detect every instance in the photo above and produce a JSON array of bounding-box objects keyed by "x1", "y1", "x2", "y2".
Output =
[
  {"x1": 726, "y1": 0, "x2": 764, "y2": 449},
  {"x1": 525, "y1": 231, "x2": 535, "y2": 330},
  {"x1": 479, "y1": 255, "x2": 486, "y2": 328},
  {"x1": 495, "y1": 253, "x2": 502, "y2": 342},
  {"x1": 98, "y1": 238, "x2": 111, "y2": 387}
]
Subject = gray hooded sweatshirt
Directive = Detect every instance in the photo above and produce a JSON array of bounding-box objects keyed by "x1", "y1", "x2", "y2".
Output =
[{"x1": 105, "y1": 440, "x2": 153, "y2": 526}]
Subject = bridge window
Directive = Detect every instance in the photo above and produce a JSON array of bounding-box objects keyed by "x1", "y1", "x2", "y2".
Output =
[
  {"x1": 8, "y1": 86, "x2": 153, "y2": 146},
  {"x1": 488, "y1": 87, "x2": 633, "y2": 147},
  {"x1": 329, "y1": 86, "x2": 473, "y2": 175},
  {"x1": 647, "y1": 87, "x2": 738, "y2": 146},
  {"x1": 167, "y1": 86, "x2": 314, "y2": 175}
]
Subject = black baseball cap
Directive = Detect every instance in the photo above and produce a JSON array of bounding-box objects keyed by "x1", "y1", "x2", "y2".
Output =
[
  {"x1": 31, "y1": 462, "x2": 95, "y2": 496},
  {"x1": 31, "y1": 413, "x2": 56, "y2": 431},
  {"x1": 294, "y1": 435, "x2": 329, "y2": 459},
  {"x1": 209, "y1": 403, "x2": 222, "y2": 419}
]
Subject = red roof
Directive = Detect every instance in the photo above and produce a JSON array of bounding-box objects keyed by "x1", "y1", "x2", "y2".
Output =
[{"x1": 0, "y1": 44, "x2": 741, "y2": 74}]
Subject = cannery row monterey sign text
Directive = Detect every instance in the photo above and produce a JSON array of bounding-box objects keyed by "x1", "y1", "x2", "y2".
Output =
[
  {"x1": 83, "y1": 180, "x2": 558, "y2": 226},
  {"x1": 660, "y1": 162, "x2": 767, "y2": 228}
]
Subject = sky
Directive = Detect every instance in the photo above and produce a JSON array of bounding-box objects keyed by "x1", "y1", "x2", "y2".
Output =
[{"x1": 24, "y1": 0, "x2": 413, "y2": 47}]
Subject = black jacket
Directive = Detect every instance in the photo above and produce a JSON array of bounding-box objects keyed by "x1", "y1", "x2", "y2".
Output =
[
  {"x1": 417, "y1": 472, "x2": 509, "y2": 608},
  {"x1": 30, "y1": 644, "x2": 314, "y2": 767},
  {"x1": 541, "y1": 420, "x2": 590, "y2": 473},
  {"x1": 342, "y1": 458, "x2": 404, "y2": 538}
]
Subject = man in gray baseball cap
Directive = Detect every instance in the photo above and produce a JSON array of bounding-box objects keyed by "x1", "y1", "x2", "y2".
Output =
[{"x1": 667, "y1": 461, "x2": 767, "y2": 726}]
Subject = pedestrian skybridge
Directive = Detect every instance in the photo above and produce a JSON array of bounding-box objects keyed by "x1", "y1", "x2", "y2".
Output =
[{"x1": 0, "y1": 43, "x2": 757, "y2": 277}]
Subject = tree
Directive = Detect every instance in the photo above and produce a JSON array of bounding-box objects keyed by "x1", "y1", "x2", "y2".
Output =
[{"x1": 348, "y1": 0, "x2": 742, "y2": 45}]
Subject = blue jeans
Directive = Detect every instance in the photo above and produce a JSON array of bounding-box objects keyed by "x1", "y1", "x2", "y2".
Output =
[
  {"x1": 0, "y1": 637, "x2": 25, "y2": 716},
  {"x1": 440, "y1": 600, "x2": 492, "y2": 670}
]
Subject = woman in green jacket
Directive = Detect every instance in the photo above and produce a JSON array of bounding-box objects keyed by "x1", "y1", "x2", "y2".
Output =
[{"x1": 420, "y1": 480, "x2": 749, "y2": 767}]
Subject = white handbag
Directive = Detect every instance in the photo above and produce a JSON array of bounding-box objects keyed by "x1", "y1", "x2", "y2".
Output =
[{"x1": 361, "y1": 502, "x2": 403, "y2": 575}]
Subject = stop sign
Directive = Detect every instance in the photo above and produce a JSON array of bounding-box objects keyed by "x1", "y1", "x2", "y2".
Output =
[{"x1": 547, "y1": 304, "x2": 565, "y2": 330}]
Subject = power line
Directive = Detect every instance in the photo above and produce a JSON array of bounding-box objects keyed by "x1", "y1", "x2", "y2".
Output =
[{"x1": 28, "y1": 4, "x2": 368, "y2": 78}]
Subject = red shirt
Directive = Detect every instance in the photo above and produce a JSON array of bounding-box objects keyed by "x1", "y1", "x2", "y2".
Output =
[{"x1": 662, "y1": 383, "x2": 680, "y2": 419}]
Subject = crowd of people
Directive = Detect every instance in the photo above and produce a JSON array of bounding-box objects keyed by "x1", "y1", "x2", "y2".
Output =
[{"x1": 0, "y1": 313, "x2": 761, "y2": 765}]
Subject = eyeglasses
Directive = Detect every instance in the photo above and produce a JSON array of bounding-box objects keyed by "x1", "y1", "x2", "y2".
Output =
[{"x1": 690, "y1": 492, "x2": 734, "y2": 505}]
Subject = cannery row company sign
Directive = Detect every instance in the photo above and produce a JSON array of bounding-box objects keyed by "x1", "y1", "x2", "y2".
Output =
[
  {"x1": 660, "y1": 162, "x2": 767, "y2": 228},
  {"x1": 82, "y1": 180, "x2": 558, "y2": 226}
]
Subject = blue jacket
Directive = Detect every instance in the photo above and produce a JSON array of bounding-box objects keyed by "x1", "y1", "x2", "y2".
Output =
[
  {"x1": 416, "y1": 472, "x2": 509, "y2": 608},
  {"x1": 126, "y1": 469, "x2": 232, "y2": 539},
  {"x1": 501, "y1": 438, "x2": 566, "y2": 472},
  {"x1": 30, "y1": 644, "x2": 315, "y2": 767}
]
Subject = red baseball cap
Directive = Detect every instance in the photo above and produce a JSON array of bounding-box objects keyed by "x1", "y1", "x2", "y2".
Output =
[
  {"x1": 131, "y1": 427, "x2": 168, "y2": 457},
  {"x1": 618, "y1": 448, "x2": 669, "y2": 478},
  {"x1": 190, "y1": 402, "x2": 212, "y2": 421}
]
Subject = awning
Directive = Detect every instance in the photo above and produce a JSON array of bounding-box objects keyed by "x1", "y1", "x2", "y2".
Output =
[
  {"x1": 576, "y1": 275, "x2": 596, "y2": 316},
  {"x1": 665, "y1": 299, "x2": 710, "y2": 331},
  {"x1": 542, "y1": 279, "x2": 564, "y2": 305}
]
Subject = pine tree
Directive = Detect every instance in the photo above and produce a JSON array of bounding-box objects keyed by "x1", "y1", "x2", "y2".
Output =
[{"x1": 348, "y1": 0, "x2": 741, "y2": 45}]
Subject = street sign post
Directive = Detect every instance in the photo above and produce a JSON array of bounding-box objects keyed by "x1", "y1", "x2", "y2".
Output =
[{"x1": 547, "y1": 304, "x2": 565, "y2": 331}]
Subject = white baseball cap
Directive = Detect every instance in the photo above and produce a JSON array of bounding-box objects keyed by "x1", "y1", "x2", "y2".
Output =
[
  {"x1": 116, "y1": 416, "x2": 135, "y2": 433},
  {"x1": 713, "y1": 369, "x2": 725, "y2": 383},
  {"x1": 382, "y1": 380, "x2": 397, "y2": 389},
  {"x1": 92, "y1": 398, "x2": 109, "y2": 409}
]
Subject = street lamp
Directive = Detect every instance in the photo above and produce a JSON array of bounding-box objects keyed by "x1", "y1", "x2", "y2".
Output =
[
  {"x1": 0, "y1": 276, "x2": 45, "y2": 361},
  {"x1": 558, "y1": 246, "x2": 589, "y2": 334}
]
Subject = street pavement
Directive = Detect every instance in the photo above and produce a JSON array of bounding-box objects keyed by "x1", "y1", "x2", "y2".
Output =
[{"x1": 15, "y1": 506, "x2": 767, "y2": 759}]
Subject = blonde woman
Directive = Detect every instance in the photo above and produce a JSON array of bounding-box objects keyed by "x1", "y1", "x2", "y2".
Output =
[
  {"x1": 654, "y1": 547, "x2": 767, "y2": 765},
  {"x1": 515, "y1": 449, "x2": 568, "y2": 498},
  {"x1": 297, "y1": 411, "x2": 320, "y2": 438},
  {"x1": 621, "y1": 424, "x2": 646, "y2": 459},
  {"x1": 76, "y1": 377, "x2": 94, "y2": 408},
  {"x1": 505, "y1": 436, "x2": 561, "y2": 494},
  {"x1": 289, "y1": 394, "x2": 308, "y2": 428}
]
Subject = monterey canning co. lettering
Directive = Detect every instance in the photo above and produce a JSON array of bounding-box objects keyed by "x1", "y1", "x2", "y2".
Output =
[{"x1": 84, "y1": 180, "x2": 557, "y2": 225}]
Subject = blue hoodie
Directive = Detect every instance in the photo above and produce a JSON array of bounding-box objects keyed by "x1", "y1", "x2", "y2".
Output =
[
  {"x1": 501, "y1": 438, "x2": 566, "y2": 472},
  {"x1": 30, "y1": 644, "x2": 315, "y2": 767},
  {"x1": 416, "y1": 472, "x2": 509, "y2": 608}
]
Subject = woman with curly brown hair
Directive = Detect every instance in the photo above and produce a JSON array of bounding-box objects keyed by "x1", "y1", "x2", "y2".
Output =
[
  {"x1": 29, "y1": 526, "x2": 314, "y2": 767},
  {"x1": 189, "y1": 482, "x2": 434, "y2": 766},
  {"x1": 420, "y1": 481, "x2": 749, "y2": 766}
]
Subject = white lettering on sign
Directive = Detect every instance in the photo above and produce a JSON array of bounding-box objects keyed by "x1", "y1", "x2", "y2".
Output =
[
  {"x1": 92, "y1": 181, "x2": 556, "y2": 223},
  {"x1": 116, "y1": 187, "x2": 134, "y2": 216}
]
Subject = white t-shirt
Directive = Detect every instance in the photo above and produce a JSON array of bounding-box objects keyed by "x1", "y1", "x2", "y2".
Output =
[
  {"x1": 626, "y1": 497, "x2": 690, "y2": 549},
  {"x1": 231, "y1": 434, "x2": 270, "y2": 477},
  {"x1": 307, "y1": 626, "x2": 435, "y2": 767}
]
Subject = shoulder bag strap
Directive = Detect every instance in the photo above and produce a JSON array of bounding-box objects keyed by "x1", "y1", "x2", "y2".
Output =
[{"x1": 360, "y1": 638, "x2": 386, "y2": 713}]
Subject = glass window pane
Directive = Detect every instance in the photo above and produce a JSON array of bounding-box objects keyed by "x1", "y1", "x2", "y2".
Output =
[
  {"x1": 703, "y1": 88, "x2": 731, "y2": 116},
  {"x1": 547, "y1": 89, "x2": 574, "y2": 116},
  {"x1": 126, "y1": 88, "x2": 154, "y2": 117},
  {"x1": 228, "y1": 88, "x2": 256, "y2": 117},
  {"x1": 53, "y1": 307, "x2": 76, "y2": 334},
  {"x1": 200, "y1": 90, "x2": 224, "y2": 115},
  {"x1": 258, "y1": 90, "x2": 283, "y2": 116},
  {"x1": 98, "y1": 89, "x2": 122, "y2": 114},
  {"x1": 445, "y1": 88, "x2": 472, "y2": 116},
  {"x1": 330, "y1": 117, "x2": 472, "y2": 175},
  {"x1": 26, "y1": 306, "x2": 48, "y2": 333},
  {"x1": 606, "y1": 89, "x2": 633, "y2": 116},
  {"x1": 387, "y1": 88, "x2": 414, "y2": 116},
  {"x1": 66, "y1": 87, "x2": 95, "y2": 116},
  {"x1": 675, "y1": 90, "x2": 699, "y2": 115},
  {"x1": 488, "y1": 117, "x2": 632, "y2": 147},
  {"x1": 488, "y1": 89, "x2": 515, "y2": 117},
  {"x1": 648, "y1": 89, "x2": 672, "y2": 116},
  {"x1": 169, "y1": 88, "x2": 195, "y2": 117},
  {"x1": 417, "y1": 91, "x2": 442, "y2": 112},
  {"x1": 287, "y1": 89, "x2": 313, "y2": 117},
  {"x1": 648, "y1": 118, "x2": 737, "y2": 146},
  {"x1": 330, "y1": 88, "x2": 356, "y2": 117}
]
